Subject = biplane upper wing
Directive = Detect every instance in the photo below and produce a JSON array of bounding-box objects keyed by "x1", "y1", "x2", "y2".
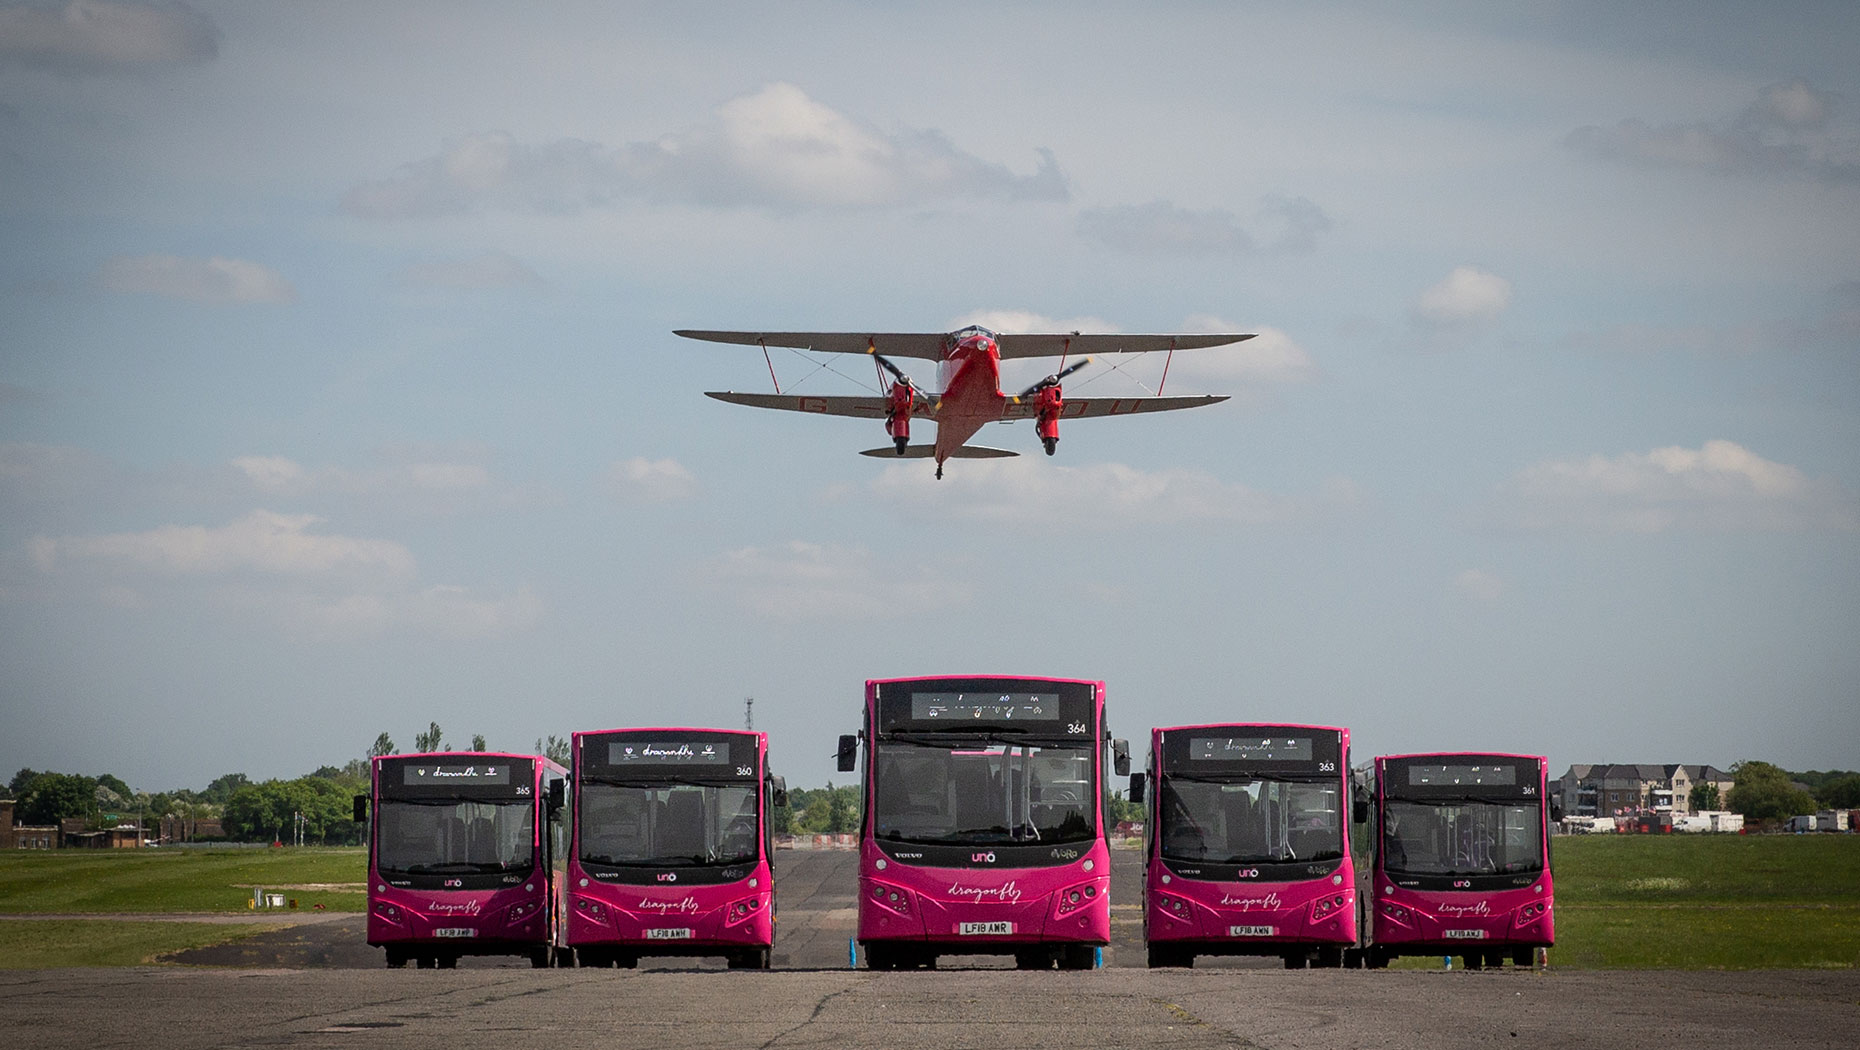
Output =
[
  {"x1": 676, "y1": 329, "x2": 1254, "y2": 361},
  {"x1": 996, "y1": 394, "x2": 1230, "y2": 418},
  {"x1": 677, "y1": 330, "x2": 951, "y2": 360},
  {"x1": 993, "y1": 333, "x2": 1253, "y2": 360}
]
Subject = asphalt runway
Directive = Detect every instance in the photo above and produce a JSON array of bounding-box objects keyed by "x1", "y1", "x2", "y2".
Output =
[{"x1": 11, "y1": 847, "x2": 1855, "y2": 1050}]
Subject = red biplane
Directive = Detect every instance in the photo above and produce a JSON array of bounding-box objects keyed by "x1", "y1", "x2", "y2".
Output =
[{"x1": 677, "y1": 326, "x2": 1253, "y2": 478}]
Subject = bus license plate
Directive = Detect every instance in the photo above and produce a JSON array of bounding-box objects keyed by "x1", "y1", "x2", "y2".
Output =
[
  {"x1": 958, "y1": 921, "x2": 1014, "y2": 936},
  {"x1": 1444, "y1": 929, "x2": 1487, "y2": 940},
  {"x1": 1229, "y1": 925, "x2": 1276, "y2": 937},
  {"x1": 646, "y1": 928, "x2": 693, "y2": 940},
  {"x1": 433, "y1": 928, "x2": 477, "y2": 938}
]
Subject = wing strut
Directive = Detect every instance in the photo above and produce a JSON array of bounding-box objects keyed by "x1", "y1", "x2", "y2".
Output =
[
  {"x1": 1158, "y1": 336, "x2": 1179, "y2": 396},
  {"x1": 760, "y1": 338, "x2": 781, "y2": 394}
]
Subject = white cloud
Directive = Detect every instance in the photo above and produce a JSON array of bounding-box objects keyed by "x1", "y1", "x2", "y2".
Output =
[
  {"x1": 344, "y1": 82, "x2": 1067, "y2": 218},
  {"x1": 30, "y1": 509, "x2": 416, "y2": 577},
  {"x1": 1076, "y1": 195, "x2": 1331, "y2": 256},
  {"x1": 1491, "y1": 440, "x2": 1858, "y2": 533},
  {"x1": 283, "y1": 584, "x2": 543, "y2": 639},
  {"x1": 870, "y1": 460, "x2": 1361, "y2": 530},
  {"x1": 1415, "y1": 266, "x2": 1512, "y2": 325},
  {"x1": 706, "y1": 540, "x2": 969, "y2": 620},
  {"x1": 604, "y1": 457, "x2": 698, "y2": 503},
  {"x1": 1565, "y1": 81, "x2": 1860, "y2": 182},
  {"x1": 97, "y1": 254, "x2": 295, "y2": 304},
  {"x1": 0, "y1": 1, "x2": 218, "y2": 74},
  {"x1": 1167, "y1": 324, "x2": 1318, "y2": 385}
]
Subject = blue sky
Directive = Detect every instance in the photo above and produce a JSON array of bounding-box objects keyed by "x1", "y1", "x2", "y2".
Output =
[{"x1": 2, "y1": 1, "x2": 1856, "y2": 793}]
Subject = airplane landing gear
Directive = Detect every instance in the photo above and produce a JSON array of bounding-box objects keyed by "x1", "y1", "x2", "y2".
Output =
[{"x1": 1042, "y1": 436, "x2": 1058, "y2": 456}]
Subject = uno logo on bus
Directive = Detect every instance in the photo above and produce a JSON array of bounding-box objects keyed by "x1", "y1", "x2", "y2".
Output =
[
  {"x1": 1235, "y1": 868, "x2": 1260, "y2": 879},
  {"x1": 657, "y1": 873, "x2": 678, "y2": 882},
  {"x1": 444, "y1": 878, "x2": 463, "y2": 887},
  {"x1": 1453, "y1": 879, "x2": 1472, "y2": 888},
  {"x1": 971, "y1": 852, "x2": 996, "y2": 864}
]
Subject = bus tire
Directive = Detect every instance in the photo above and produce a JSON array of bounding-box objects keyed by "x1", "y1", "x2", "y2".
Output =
[
  {"x1": 554, "y1": 946, "x2": 575, "y2": 968},
  {"x1": 1342, "y1": 947, "x2": 1365, "y2": 969},
  {"x1": 1014, "y1": 949, "x2": 1051, "y2": 970},
  {"x1": 415, "y1": 955, "x2": 436, "y2": 969},
  {"x1": 1317, "y1": 945, "x2": 1344, "y2": 968},
  {"x1": 1059, "y1": 945, "x2": 1097, "y2": 970},
  {"x1": 1147, "y1": 945, "x2": 1192, "y2": 968},
  {"x1": 1366, "y1": 947, "x2": 1392, "y2": 969},
  {"x1": 530, "y1": 946, "x2": 551, "y2": 969},
  {"x1": 437, "y1": 955, "x2": 457, "y2": 969},
  {"x1": 384, "y1": 949, "x2": 408, "y2": 969},
  {"x1": 1513, "y1": 948, "x2": 1534, "y2": 968}
]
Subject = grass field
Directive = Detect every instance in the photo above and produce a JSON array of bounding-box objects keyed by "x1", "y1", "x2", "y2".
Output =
[
  {"x1": 1397, "y1": 833, "x2": 1860, "y2": 970},
  {"x1": 0, "y1": 920, "x2": 276, "y2": 968},
  {"x1": 0, "y1": 846, "x2": 366, "y2": 914}
]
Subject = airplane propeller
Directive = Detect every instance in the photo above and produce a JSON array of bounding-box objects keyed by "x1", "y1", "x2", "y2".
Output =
[
  {"x1": 867, "y1": 347, "x2": 914, "y2": 389},
  {"x1": 1016, "y1": 357, "x2": 1092, "y2": 400}
]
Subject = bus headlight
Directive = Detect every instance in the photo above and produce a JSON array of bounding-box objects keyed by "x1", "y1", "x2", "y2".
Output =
[
  {"x1": 507, "y1": 899, "x2": 543, "y2": 925},
  {"x1": 1514, "y1": 901, "x2": 1550, "y2": 928},
  {"x1": 1054, "y1": 881, "x2": 1102, "y2": 918},
  {"x1": 1309, "y1": 893, "x2": 1351, "y2": 922},
  {"x1": 1380, "y1": 901, "x2": 1412, "y2": 926},
  {"x1": 868, "y1": 884, "x2": 912, "y2": 918},
  {"x1": 1154, "y1": 894, "x2": 1195, "y2": 923},
  {"x1": 727, "y1": 895, "x2": 767, "y2": 925},
  {"x1": 573, "y1": 896, "x2": 612, "y2": 926},
  {"x1": 372, "y1": 901, "x2": 404, "y2": 926}
]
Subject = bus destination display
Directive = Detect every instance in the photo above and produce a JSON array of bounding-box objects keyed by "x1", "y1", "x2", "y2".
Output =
[
  {"x1": 400, "y1": 764, "x2": 512, "y2": 786},
  {"x1": 1190, "y1": 736, "x2": 1313, "y2": 762},
  {"x1": 606, "y1": 741, "x2": 732, "y2": 766},
  {"x1": 1408, "y1": 764, "x2": 1516, "y2": 787},
  {"x1": 911, "y1": 692, "x2": 1060, "y2": 723}
]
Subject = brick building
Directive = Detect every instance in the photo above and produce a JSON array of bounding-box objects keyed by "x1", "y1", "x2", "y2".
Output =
[{"x1": 1558, "y1": 764, "x2": 1735, "y2": 818}]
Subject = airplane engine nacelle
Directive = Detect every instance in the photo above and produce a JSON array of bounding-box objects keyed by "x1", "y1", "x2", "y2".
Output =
[
  {"x1": 885, "y1": 381, "x2": 914, "y2": 453},
  {"x1": 1036, "y1": 385, "x2": 1063, "y2": 455}
]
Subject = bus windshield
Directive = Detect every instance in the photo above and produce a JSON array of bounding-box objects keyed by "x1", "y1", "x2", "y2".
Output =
[
  {"x1": 578, "y1": 782, "x2": 760, "y2": 867},
  {"x1": 874, "y1": 741, "x2": 1093, "y2": 846},
  {"x1": 1160, "y1": 776, "x2": 1342, "y2": 864},
  {"x1": 1382, "y1": 799, "x2": 1544, "y2": 877},
  {"x1": 376, "y1": 799, "x2": 535, "y2": 875}
]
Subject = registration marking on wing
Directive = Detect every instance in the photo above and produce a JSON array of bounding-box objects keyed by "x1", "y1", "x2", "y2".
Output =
[
  {"x1": 1228, "y1": 925, "x2": 1276, "y2": 937},
  {"x1": 958, "y1": 921, "x2": 1015, "y2": 936},
  {"x1": 646, "y1": 927, "x2": 694, "y2": 940},
  {"x1": 1443, "y1": 929, "x2": 1488, "y2": 940},
  {"x1": 433, "y1": 928, "x2": 478, "y2": 939}
]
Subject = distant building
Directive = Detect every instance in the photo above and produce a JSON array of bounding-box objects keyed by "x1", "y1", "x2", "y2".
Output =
[
  {"x1": 0, "y1": 799, "x2": 59, "y2": 849},
  {"x1": 1558, "y1": 764, "x2": 1735, "y2": 818}
]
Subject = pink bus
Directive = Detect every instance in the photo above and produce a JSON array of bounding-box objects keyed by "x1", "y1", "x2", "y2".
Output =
[
  {"x1": 1130, "y1": 723, "x2": 1358, "y2": 968},
  {"x1": 358, "y1": 751, "x2": 568, "y2": 968},
  {"x1": 563, "y1": 728, "x2": 785, "y2": 969},
  {"x1": 1369, "y1": 752, "x2": 1556, "y2": 969},
  {"x1": 838, "y1": 675, "x2": 1128, "y2": 970}
]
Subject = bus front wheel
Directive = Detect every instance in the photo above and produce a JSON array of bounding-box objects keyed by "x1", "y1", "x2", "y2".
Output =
[
  {"x1": 728, "y1": 948, "x2": 771, "y2": 969},
  {"x1": 1147, "y1": 945, "x2": 1193, "y2": 968}
]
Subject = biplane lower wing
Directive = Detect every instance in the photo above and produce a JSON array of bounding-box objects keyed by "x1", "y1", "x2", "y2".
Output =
[
  {"x1": 705, "y1": 391, "x2": 923, "y2": 418},
  {"x1": 859, "y1": 445, "x2": 1016, "y2": 460},
  {"x1": 996, "y1": 394, "x2": 1230, "y2": 419}
]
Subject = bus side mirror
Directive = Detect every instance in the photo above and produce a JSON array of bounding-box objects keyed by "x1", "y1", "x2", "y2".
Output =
[
  {"x1": 771, "y1": 775, "x2": 788, "y2": 809},
  {"x1": 1112, "y1": 738, "x2": 1131, "y2": 777},
  {"x1": 1353, "y1": 796, "x2": 1369, "y2": 825},
  {"x1": 352, "y1": 795, "x2": 367, "y2": 823},
  {"x1": 547, "y1": 779, "x2": 565, "y2": 815},
  {"x1": 1128, "y1": 772, "x2": 1145, "y2": 805},
  {"x1": 836, "y1": 735, "x2": 858, "y2": 773}
]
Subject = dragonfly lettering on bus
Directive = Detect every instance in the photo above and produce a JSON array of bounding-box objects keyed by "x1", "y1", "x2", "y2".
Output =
[
  {"x1": 1435, "y1": 900, "x2": 1492, "y2": 918},
  {"x1": 946, "y1": 881, "x2": 1022, "y2": 903},
  {"x1": 426, "y1": 900, "x2": 482, "y2": 916},
  {"x1": 635, "y1": 896, "x2": 701, "y2": 915},
  {"x1": 1217, "y1": 891, "x2": 1283, "y2": 911}
]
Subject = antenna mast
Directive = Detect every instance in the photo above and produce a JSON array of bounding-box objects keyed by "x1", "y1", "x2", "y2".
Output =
[{"x1": 744, "y1": 696, "x2": 754, "y2": 730}]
